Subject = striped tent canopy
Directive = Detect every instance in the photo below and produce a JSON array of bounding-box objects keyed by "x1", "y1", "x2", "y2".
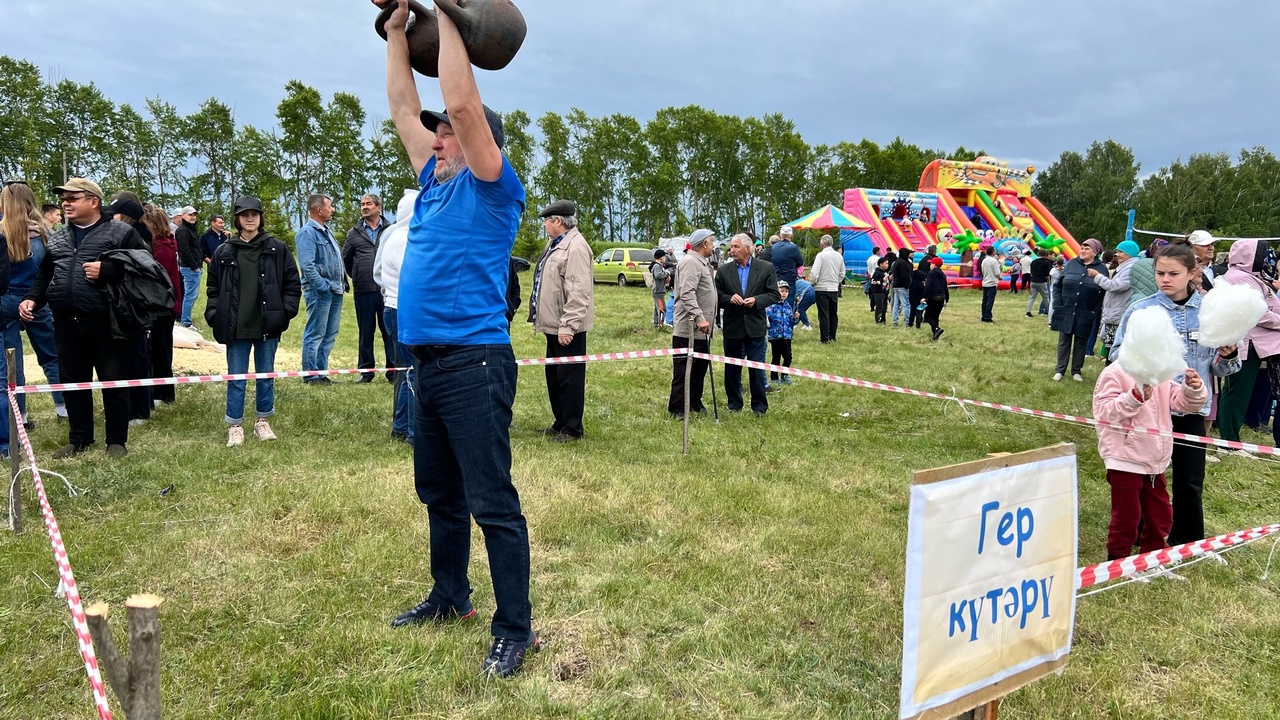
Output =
[{"x1": 785, "y1": 204, "x2": 872, "y2": 230}]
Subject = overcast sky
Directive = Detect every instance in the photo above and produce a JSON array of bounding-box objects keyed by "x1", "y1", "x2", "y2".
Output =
[{"x1": 4, "y1": 1, "x2": 1277, "y2": 176}]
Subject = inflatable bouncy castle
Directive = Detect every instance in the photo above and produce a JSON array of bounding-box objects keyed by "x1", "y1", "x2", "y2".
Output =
[{"x1": 840, "y1": 156, "x2": 1082, "y2": 288}]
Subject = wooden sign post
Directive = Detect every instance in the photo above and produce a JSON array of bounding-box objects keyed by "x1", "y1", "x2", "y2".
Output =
[
  {"x1": 6, "y1": 348, "x2": 20, "y2": 535},
  {"x1": 899, "y1": 444, "x2": 1077, "y2": 720}
]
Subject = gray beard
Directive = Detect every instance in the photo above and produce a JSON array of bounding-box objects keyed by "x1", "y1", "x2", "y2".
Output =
[{"x1": 434, "y1": 155, "x2": 467, "y2": 183}]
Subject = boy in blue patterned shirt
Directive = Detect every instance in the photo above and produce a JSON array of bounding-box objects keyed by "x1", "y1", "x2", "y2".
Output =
[{"x1": 767, "y1": 281, "x2": 797, "y2": 387}]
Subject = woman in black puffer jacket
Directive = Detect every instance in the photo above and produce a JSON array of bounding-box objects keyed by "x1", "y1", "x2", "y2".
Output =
[
  {"x1": 205, "y1": 196, "x2": 300, "y2": 447},
  {"x1": 1050, "y1": 238, "x2": 1109, "y2": 382}
]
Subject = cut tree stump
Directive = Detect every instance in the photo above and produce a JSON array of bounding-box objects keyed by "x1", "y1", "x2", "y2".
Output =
[{"x1": 85, "y1": 594, "x2": 164, "y2": 720}]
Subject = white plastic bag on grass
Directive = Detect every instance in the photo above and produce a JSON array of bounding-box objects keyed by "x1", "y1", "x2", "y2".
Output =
[
  {"x1": 1117, "y1": 306, "x2": 1186, "y2": 386},
  {"x1": 1197, "y1": 281, "x2": 1267, "y2": 348}
]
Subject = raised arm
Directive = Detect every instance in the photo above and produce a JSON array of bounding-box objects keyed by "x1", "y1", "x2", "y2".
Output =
[
  {"x1": 435, "y1": 0, "x2": 503, "y2": 182},
  {"x1": 379, "y1": 0, "x2": 435, "y2": 176}
]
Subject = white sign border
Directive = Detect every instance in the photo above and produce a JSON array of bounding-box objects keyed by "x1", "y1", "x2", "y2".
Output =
[{"x1": 899, "y1": 453, "x2": 1078, "y2": 719}]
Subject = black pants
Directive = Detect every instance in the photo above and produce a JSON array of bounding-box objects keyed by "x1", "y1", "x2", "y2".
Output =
[
  {"x1": 1009, "y1": 275, "x2": 1020, "y2": 293},
  {"x1": 354, "y1": 291, "x2": 394, "y2": 380},
  {"x1": 923, "y1": 297, "x2": 944, "y2": 333},
  {"x1": 817, "y1": 290, "x2": 839, "y2": 341},
  {"x1": 1168, "y1": 413, "x2": 1208, "y2": 546},
  {"x1": 150, "y1": 317, "x2": 175, "y2": 404},
  {"x1": 544, "y1": 332, "x2": 587, "y2": 438},
  {"x1": 872, "y1": 291, "x2": 888, "y2": 324},
  {"x1": 668, "y1": 334, "x2": 710, "y2": 415},
  {"x1": 981, "y1": 286, "x2": 997, "y2": 321},
  {"x1": 55, "y1": 314, "x2": 133, "y2": 448},
  {"x1": 723, "y1": 335, "x2": 768, "y2": 414},
  {"x1": 907, "y1": 287, "x2": 924, "y2": 328},
  {"x1": 1055, "y1": 332, "x2": 1088, "y2": 375},
  {"x1": 130, "y1": 327, "x2": 152, "y2": 420},
  {"x1": 769, "y1": 338, "x2": 792, "y2": 380}
]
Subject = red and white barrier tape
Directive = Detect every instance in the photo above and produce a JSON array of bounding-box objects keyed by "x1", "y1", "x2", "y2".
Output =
[
  {"x1": 1075, "y1": 523, "x2": 1280, "y2": 589},
  {"x1": 689, "y1": 352, "x2": 1280, "y2": 457},
  {"x1": 12, "y1": 366, "x2": 411, "y2": 395},
  {"x1": 7, "y1": 390, "x2": 112, "y2": 719},
  {"x1": 515, "y1": 347, "x2": 686, "y2": 366},
  {"x1": 11, "y1": 349, "x2": 687, "y2": 394}
]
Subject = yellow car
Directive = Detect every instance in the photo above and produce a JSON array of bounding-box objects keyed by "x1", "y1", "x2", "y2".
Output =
[{"x1": 593, "y1": 247, "x2": 658, "y2": 286}]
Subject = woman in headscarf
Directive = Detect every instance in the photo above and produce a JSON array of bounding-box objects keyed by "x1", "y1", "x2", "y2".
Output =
[
  {"x1": 1050, "y1": 238, "x2": 1108, "y2": 382},
  {"x1": 1217, "y1": 239, "x2": 1280, "y2": 447}
]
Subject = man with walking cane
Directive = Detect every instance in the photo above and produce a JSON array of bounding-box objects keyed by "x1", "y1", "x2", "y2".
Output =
[{"x1": 667, "y1": 229, "x2": 717, "y2": 420}]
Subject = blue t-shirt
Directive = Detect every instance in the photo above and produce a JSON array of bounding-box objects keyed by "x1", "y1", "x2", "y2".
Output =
[{"x1": 399, "y1": 155, "x2": 526, "y2": 345}]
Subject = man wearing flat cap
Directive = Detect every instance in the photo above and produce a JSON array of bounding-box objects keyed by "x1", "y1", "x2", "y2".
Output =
[
  {"x1": 379, "y1": 0, "x2": 537, "y2": 678},
  {"x1": 667, "y1": 229, "x2": 718, "y2": 418},
  {"x1": 20, "y1": 178, "x2": 148, "y2": 459},
  {"x1": 529, "y1": 199, "x2": 594, "y2": 442}
]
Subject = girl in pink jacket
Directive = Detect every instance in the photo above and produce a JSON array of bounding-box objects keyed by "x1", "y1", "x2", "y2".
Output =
[{"x1": 1093, "y1": 363, "x2": 1207, "y2": 560}]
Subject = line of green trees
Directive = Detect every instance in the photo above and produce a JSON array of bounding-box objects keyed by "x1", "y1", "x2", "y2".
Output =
[{"x1": 5, "y1": 54, "x2": 1279, "y2": 258}]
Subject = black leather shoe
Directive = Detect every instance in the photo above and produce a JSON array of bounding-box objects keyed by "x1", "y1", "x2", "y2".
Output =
[
  {"x1": 550, "y1": 432, "x2": 581, "y2": 443},
  {"x1": 391, "y1": 597, "x2": 477, "y2": 628},
  {"x1": 480, "y1": 634, "x2": 540, "y2": 678},
  {"x1": 357, "y1": 375, "x2": 374, "y2": 384}
]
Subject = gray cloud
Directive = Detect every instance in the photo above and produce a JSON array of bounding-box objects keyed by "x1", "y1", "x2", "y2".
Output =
[{"x1": 5, "y1": 1, "x2": 1277, "y2": 177}]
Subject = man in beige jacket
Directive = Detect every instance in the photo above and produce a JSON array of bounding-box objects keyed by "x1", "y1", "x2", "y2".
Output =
[
  {"x1": 667, "y1": 229, "x2": 718, "y2": 418},
  {"x1": 529, "y1": 200, "x2": 595, "y2": 442}
]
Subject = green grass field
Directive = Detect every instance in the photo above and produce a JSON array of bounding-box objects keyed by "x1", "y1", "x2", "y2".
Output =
[{"x1": 2, "y1": 284, "x2": 1278, "y2": 719}]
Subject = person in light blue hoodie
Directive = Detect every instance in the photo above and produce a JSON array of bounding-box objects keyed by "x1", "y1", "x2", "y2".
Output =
[{"x1": 295, "y1": 193, "x2": 346, "y2": 384}]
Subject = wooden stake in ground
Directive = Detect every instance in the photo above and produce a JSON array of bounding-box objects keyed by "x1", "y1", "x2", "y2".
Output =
[
  {"x1": 6, "y1": 348, "x2": 20, "y2": 536},
  {"x1": 85, "y1": 594, "x2": 164, "y2": 720},
  {"x1": 682, "y1": 319, "x2": 693, "y2": 456},
  {"x1": 954, "y1": 699, "x2": 998, "y2": 720}
]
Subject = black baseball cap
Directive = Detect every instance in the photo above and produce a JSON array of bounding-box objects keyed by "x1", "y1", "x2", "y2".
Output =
[{"x1": 420, "y1": 104, "x2": 505, "y2": 150}]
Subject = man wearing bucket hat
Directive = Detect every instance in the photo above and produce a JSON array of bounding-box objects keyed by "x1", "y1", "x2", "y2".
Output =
[
  {"x1": 378, "y1": 0, "x2": 537, "y2": 679},
  {"x1": 20, "y1": 178, "x2": 148, "y2": 459}
]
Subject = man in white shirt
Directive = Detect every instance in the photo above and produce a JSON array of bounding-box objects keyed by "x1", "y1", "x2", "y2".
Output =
[
  {"x1": 979, "y1": 246, "x2": 1002, "y2": 323},
  {"x1": 811, "y1": 235, "x2": 845, "y2": 343},
  {"x1": 864, "y1": 246, "x2": 880, "y2": 311}
]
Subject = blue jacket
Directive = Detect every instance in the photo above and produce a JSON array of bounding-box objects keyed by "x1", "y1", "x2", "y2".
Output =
[
  {"x1": 766, "y1": 301, "x2": 794, "y2": 340},
  {"x1": 770, "y1": 240, "x2": 804, "y2": 284},
  {"x1": 1110, "y1": 291, "x2": 1241, "y2": 416},
  {"x1": 295, "y1": 219, "x2": 345, "y2": 295}
]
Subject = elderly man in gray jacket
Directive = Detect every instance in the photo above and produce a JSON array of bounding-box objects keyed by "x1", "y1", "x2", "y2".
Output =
[
  {"x1": 530, "y1": 200, "x2": 595, "y2": 442},
  {"x1": 667, "y1": 229, "x2": 717, "y2": 418}
]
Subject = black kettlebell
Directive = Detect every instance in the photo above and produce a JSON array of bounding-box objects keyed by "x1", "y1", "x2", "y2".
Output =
[
  {"x1": 375, "y1": 0, "x2": 441, "y2": 77},
  {"x1": 374, "y1": 0, "x2": 526, "y2": 77}
]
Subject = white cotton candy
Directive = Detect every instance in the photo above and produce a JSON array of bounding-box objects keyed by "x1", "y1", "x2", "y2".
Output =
[
  {"x1": 1117, "y1": 306, "x2": 1187, "y2": 386},
  {"x1": 1197, "y1": 281, "x2": 1268, "y2": 348}
]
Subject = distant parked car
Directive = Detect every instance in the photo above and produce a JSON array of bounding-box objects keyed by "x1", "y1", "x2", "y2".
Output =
[{"x1": 593, "y1": 247, "x2": 658, "y2": 286}]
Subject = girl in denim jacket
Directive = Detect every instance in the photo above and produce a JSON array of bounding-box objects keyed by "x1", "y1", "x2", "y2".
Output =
[{"x1": 1110, "y1": 244, "x2": 1240, "y2": 545}]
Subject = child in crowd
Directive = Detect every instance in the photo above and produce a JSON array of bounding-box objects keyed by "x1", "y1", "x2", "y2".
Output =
[
  {"x1": 650, "y1": 249, "x2": 670, "y2": 328},
  {"x1": 923, "y1": 256, "x2": 949, "y2": 341},
  {"x1": 1093, "y1": 360, "x2": 1206, "y2": 560},
  {"x1": 205, "y1": 196, "x2": 302, "y2": 447},
  {"x1": 1047, "y1": 256, "x2": 1064, "y2": 324},
  {"x1": 871, "y1": 255, "x2": 891, "y2": 324},
  {"x1": 1110, "y1": 244, "x2": 1240, "y2": 545},
  {"x1": 766, "y1": 281, "x2": 796, "y2": 387}
]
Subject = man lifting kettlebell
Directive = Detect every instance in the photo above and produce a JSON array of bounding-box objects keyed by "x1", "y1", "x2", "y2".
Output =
[{"x1": 373, "y1": 0, "x2": 538, "y2": 679}]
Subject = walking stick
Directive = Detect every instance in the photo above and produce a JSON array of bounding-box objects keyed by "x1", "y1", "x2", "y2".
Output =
[{"x1": 707, "y1": 322, "x2": 719, "y2": 423}]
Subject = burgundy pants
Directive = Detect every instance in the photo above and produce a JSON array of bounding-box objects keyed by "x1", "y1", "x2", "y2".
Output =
[{"x1": 1106, "y1": 469, "x2": 1172, "y2": 560}]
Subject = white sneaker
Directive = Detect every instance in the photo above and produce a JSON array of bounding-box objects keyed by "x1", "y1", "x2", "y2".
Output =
[
  {"x1": 254, "y1": 419, "x2": 277, "y2": 441},
  {"x1": 55, "y1": 404, "x2": 68, "y2": 419},
  {"x1": 1072, "y1": 374, "x2": 1084, "y2": 382},
  {"x1": 128, "y1": 418, "x2": 147, "y2": 428},
  {"x1": 1205, "y1": 454, "x2": 1221, "y2": 463},
  {"x1": 801, "y1": 325, "x2": 813, "y2": 332},
  {"x1": 1232, "y1": 449, "x2": 1257, "y2": 459},
  {"x1": 1052, "y1": 373, "x2": 1063, "y2": 382},
  {"x1": 226, "y1": 425, "x2": 244, "y2": 447}
]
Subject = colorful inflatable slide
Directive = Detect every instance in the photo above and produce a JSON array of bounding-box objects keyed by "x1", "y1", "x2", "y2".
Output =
[{"x1": 840, "y1": 156, "x2": 1081, "y2": 288}]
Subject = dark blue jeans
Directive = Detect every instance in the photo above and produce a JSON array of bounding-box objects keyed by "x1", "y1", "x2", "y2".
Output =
[
  {"x1": 981, "y1": 286, "x2": 997, "y2": 321},
  {"x1": 723, "y1": 335, "x2": 768, "y2": 414},
  {"x1": 410, "y1": 344, "x2": 531, "y2": 641},
  {"x1": 382, "y1": 307, "x2": 414, "y2": 438}
]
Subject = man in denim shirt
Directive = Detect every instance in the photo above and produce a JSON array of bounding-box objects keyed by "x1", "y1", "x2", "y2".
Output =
[{"x1": 296, "y1": 193, "x2": 345, "y2": 384}]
